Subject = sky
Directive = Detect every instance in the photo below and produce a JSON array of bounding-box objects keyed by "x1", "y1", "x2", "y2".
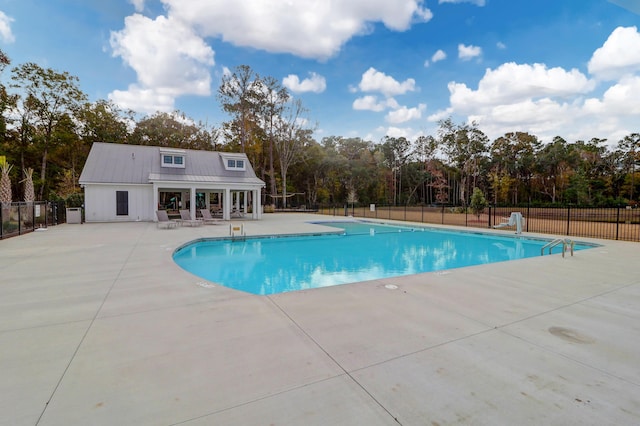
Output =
[{"x1": 0, "y1": 0, "x2": 639, "y2": 148}]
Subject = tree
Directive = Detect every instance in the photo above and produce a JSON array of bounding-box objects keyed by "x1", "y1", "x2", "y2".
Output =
[
  {"x1": 0, "y1": 161, "x2": 12, "y2": 204},
  {"x1": 217, "y1": 65, "x2": 263, "y2": 153},
  {"x1": 490, "y1": 132, "x2": 539, "y2": 204},
  {"x1": 617, "y1": 133, "x2": 640, "y2": 202},
  {"x1": 21, "y1": 167, "x2": 34, "y2": 223},
  {"x1": 470, "y1": 187, "x2": 488, "y2": 220},
  {"x1": 0, "y1": 48, "x2": 14, "y2": 144},
  {"x1": 438, "y1": 118, "x2": 488, "y2": 205},
  {"x1": 380, "y1": 136, "x2": 412, "y2": 205},
  {"x1": 129, "y1": 111, "x2": 215, "y2": 150},
  {"x1": 274, "y1": 98, "x2": 313, "y2": 209},
  {"x1": 257, "y1": 76, "x2": 289, "y2": 205},
  {"x1": 76, "y1": 99, "x2": 131, "y2": 144},
  {"x1": 10, "y1": 63, "x2": 87, "y2": 199}
]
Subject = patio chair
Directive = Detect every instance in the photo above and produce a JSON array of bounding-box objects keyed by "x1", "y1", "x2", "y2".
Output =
[
  {"x1": 178, "y1": 209, "x2": 203, "y2": 227},
  {"x1": 156, "y1": 210, "x2": 179, "y2": 229},
  {"x1": 200, "y1": 209, "x2": 224, "y2": 225},
  {"x1": 231, "y1": 207, "x2": 245, "y2": 218}
]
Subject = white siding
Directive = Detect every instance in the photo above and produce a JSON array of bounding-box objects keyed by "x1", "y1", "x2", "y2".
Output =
[{"x1": 84, "y1": 184, "x2": 154, "y2": 222}]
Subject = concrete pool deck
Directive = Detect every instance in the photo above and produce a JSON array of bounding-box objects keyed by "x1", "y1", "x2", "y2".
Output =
[{"x1": 1, "y1": 213, "x2": 639, "y2": 425}]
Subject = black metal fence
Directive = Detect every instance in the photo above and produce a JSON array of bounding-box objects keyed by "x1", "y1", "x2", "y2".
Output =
[
  {"x1": 1, "y1": 201, "x2": 66, "y2": 240},
  {"x1": 317, "y1": 204, "x2": 640, "y2": 242}
]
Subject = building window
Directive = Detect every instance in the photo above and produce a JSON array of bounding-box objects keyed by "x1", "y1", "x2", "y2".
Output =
[
  {"x1": 160, "y1": 149, "x2": 186, "y2": 168},
  {"x1": 116, "y1": 191, "x2": 129, "y2": 216},
  {"x1": 222, "y1": 154, "x2": 246, "y2": 171}
]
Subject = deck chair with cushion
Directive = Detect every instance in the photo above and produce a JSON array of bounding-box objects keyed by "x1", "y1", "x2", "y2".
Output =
[
  {"x1": 156, "y1": 210, "x2": 179, "y2": 229},
  {"x1": 200, "y1": 209, "x2": 224, "y2": 225},
  {"x1": 178, "y1": 209, "x2": 203, "y2": 227}
]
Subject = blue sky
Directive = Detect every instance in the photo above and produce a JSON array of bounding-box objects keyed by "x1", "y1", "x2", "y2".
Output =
[{"x1": 1, "y1": 0, "x2": 639, "y2": 147}]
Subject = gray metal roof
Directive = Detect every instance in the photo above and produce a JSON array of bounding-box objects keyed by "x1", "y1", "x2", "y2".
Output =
[{"x1": 79, "y1": 142, "x2": 265, "y2": 186}]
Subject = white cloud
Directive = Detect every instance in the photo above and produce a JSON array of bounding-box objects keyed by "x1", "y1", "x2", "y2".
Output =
[
  {"x1": 384, "y1": 126, "x2": 425, "y2": 140},
  {"x1": 426, "y1": 49, "x2": 446, "y2": 67},
  {"x1": 386, "y1": 104, "x2": 426, "y2": 124},
  {"x1": 440, "y1": 34, "x2": 640, "y2": 145},
  {"x1": 109, "y1": 14, "x2": 214, "y2": 113},
  {"x1": 0, "y1": 11, "x2": 15, "y2": 43},
  {"x1": 162, "y1": 0, "x2": 432, "y2": 60},
  {"x1": 439, "y1": 0, "x2": 486, "y2": 6},
  {"x1": 583, "y1": 75, "x2": 640, "y2": 116},
  {"x1": 427, "y1": 108, "x2": 454, "y2": 122},
  {"x1": 458, "y1": 43, "x2": 482, "y2": 60},
  {"x1": 358, "y1": 67, "x2": 416, "y2": 97},
  {"x1": 283, "y1": 72, "x2": 326, "y2": 94},
  {"x1": 448, "y1": 62, "x2": 594, "y2": 112},
  {"x1": 129, "y1": 0, "x2": 145, "y2": 12},
  {"x1": 432, "y1": 49, "x2": 447, "y2": 63},
  {"x1": 588, "y1": 26, "x2": 640, "y2": 80},
  {"x1": 353, "y1": 96, "x2": 399, "y2": 112},
  {"x1": 108, "y1": 85, "x2": 176, "y2": 114},
  {"x1": 497, "y1": 41, "x2": 506, "y2": 49}
]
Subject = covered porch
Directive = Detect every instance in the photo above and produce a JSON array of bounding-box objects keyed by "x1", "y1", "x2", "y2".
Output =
[{"x1": 152, "y1": 182, "x2": 263, "y2": 221}]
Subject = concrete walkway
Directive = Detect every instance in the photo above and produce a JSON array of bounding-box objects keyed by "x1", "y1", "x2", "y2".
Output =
[{"x1": 1, "y1": 214, "x2": 639, "y2": 425}]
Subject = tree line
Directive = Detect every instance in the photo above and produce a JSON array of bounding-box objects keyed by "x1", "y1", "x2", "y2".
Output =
[{"x1": 1, "y1": 55, "x2": 638, "y2": 208}]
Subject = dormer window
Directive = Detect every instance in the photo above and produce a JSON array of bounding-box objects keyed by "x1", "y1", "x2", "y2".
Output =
[
  {"x1": 160, "y1": 148, "x2": 186, "y2": 169},
  {"x1": 221, "y1": 154, "x2": 246, "y2": 171}
]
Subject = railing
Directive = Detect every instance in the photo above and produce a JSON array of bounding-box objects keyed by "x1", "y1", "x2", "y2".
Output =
[
  {"x1": 316, "y1": 204, "x2": 640, "y2": 242},
  {"x1": 1, "y1": 201, "x2": 66, "y2": 240}
]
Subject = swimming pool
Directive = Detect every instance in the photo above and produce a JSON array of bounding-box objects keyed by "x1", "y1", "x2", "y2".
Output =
[{"x1": 173, "y1": 221, "x2": 596, "y2": 295}]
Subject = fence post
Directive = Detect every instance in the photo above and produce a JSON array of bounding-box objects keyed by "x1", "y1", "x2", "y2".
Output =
[
  {"x1": 421, "y1": 204, "x2": 424, "y2": 224},
  {"x1": 404, "y1": 204, "x2": 407, "y2": 221},
  {"x1": 566, "y1": 206, "x2": 571, "y2": 236},
  {"x1": 1, "y1": 203, "x2": 3, "y2": 238},
  {"x1": 441, "y1": 204, "x2": 444, "y2": 224},
  {"x1": 488, "y1": 206, "x2": 492, "y2": 228},
  {"x1": 616, "y1": 206, "x2": 620, "y2": 240},
  {"x1": 18, "y1": 203, "x2": 22, "y2": 235}
]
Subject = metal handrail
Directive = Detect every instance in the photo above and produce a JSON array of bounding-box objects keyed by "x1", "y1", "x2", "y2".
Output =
[{"x1": 541, "y1": 238, "x2": 574, "y2": 257}]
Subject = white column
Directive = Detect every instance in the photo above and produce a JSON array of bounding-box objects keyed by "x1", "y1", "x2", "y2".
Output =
[
  {"x1": 242, "y1": 191, "x2": 248, "y2": 216},
  {"x1": 224, "y1": 188, "x2": 231, "y2": 220},
  {"x1": 252, "y1": 189, "x2": 259, "y2": 219},
  {"x1": 152, "y1": 183, "x2": 159, "y2": 221},
  {"x1": 190, "y1": 186, "x2": 197, "y2": 219}
]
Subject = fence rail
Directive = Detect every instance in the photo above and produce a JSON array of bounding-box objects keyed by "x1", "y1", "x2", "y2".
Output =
[
  {"x1": 1, "y1": 201, "x2": 66, "y2": 240},
  {"x1": 317, "y1": 204, "x2": 640, "y2": 242}
]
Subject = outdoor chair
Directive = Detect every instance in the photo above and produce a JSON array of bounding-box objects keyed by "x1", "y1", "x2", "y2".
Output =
[
  {"x1": 200, "y1": 209, "x2": 224, "y2": 224},
  {"x1": 178, "y1": 209, "x2": 203, "y2": 227},
  {"x1": 231, "y1": 207, "x2": 245, "y2": 218},
  {"x1": 156, "y1": 210, "x2": 179, "y2": 229}
]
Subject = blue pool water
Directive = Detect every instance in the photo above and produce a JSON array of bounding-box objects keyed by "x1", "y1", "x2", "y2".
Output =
[{"x1": 173, "y1": 221, "x2": 596, "y2": 295}]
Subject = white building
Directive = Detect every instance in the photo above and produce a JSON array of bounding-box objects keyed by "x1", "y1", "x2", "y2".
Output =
[{"x1": 79, "y1": 142, "x2": 265, "y2": 222}]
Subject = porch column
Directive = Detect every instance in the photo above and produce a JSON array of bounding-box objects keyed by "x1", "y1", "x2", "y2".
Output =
[
  {"x1": 152, "y1": 183, "x2": 159, "y2": 221},
  {"x1": 223, "y1": 188, "x2": 231, "y2": 221},
  {"x1": 242, "y1": 191, "x2": 248, "y2": 216},
  {"x1": 190, "y1": 186, "x2": 197, "y2": 219},
  {"x1": 252, "y1": 189, "x2": 260, "y2": 219}
]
